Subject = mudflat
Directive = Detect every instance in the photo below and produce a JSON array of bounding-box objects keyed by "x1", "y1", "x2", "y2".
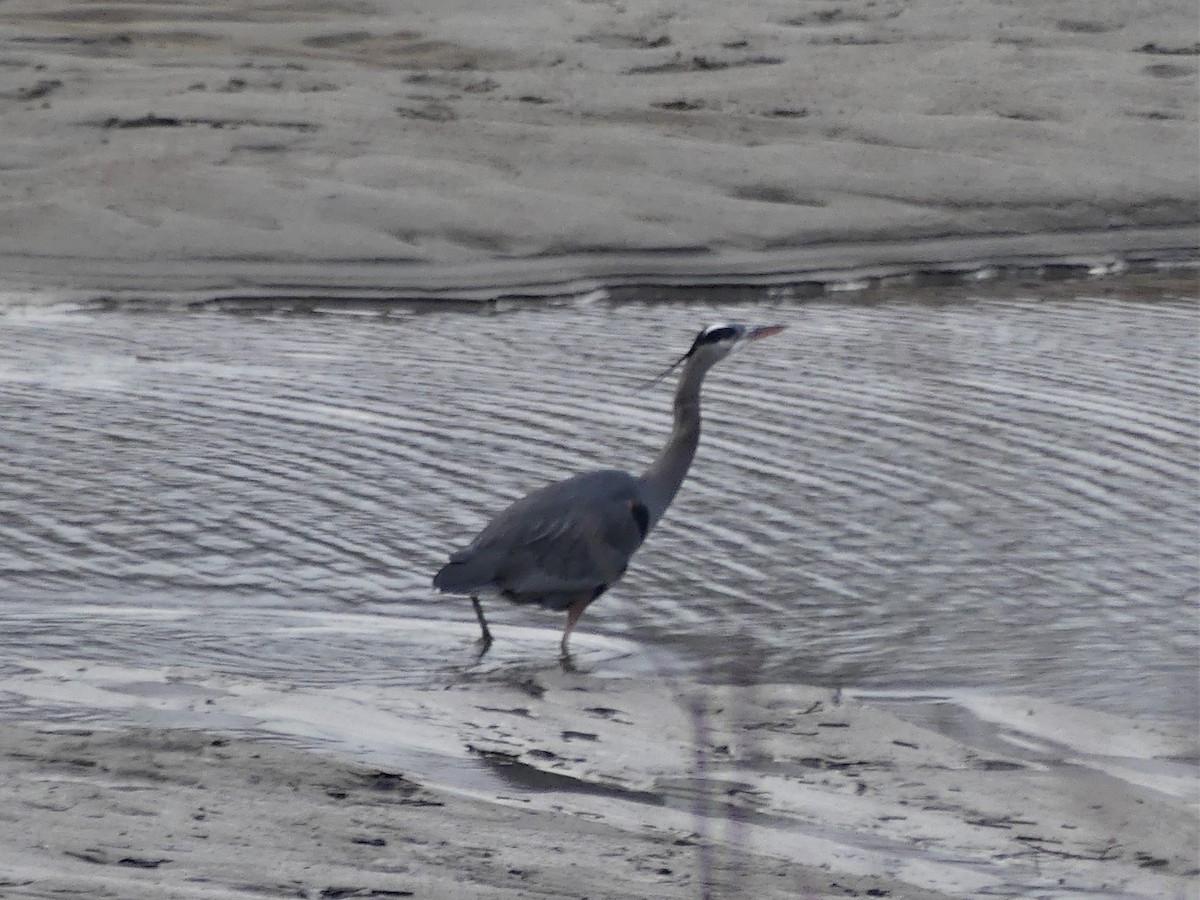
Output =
[{"x1": 1, "y1": 670, "x2": 1196, "y2": 899}]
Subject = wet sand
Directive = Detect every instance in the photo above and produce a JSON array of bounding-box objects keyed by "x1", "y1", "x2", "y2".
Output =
[
  {"x1": 2, "y1": 670, "x2": 1196, "y2": 899},
  {"x1": 0, "y1": 0, "x2": 1197, "y2": 300}
]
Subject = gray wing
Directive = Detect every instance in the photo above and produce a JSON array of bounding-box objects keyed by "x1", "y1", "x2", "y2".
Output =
[{"x1": 433, "y1": 470, "x2": 650, "y2": 609}]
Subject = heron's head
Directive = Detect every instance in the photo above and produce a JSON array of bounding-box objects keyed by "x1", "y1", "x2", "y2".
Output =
[
  {"x1": 645, "y1": 322, "x2": 786, "y2": 388},
  {"x1": 684, "y1": 322, "x2": 787, "y2": 365}
]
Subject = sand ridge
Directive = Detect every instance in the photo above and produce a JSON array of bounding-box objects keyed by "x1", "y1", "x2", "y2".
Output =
[{"x1": 0, "y1": 0, "x2": 1196, "y2": 298}]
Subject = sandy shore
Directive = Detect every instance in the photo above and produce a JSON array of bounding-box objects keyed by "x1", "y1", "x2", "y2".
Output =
[
  {"x1": 0, "y1": 0, "x2": 1196, "y2": 300},
  {"x1": 2, "y1": 667, "x2": 1196, "y2": 900}
]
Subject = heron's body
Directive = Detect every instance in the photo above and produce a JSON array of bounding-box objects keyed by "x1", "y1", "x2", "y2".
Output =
[
  {"x1": 432, "y1": 322, "x2": 785, "y2": 656},
  {"x1": 432, "y1": 469, "x2": 647, "y2": 611}
]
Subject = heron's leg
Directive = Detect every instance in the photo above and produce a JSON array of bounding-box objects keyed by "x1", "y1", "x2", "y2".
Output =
[
  {"x1": 471, "y1": 594, "x2": 493, "y2": 650},
  {"x1": 560, "y1": 595, "x2": 591, "y2": 657}
]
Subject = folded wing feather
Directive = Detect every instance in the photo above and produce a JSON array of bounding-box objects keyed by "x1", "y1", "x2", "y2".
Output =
[{"x1": 432, "y1": 470, "x2": 649, "y2": 610}]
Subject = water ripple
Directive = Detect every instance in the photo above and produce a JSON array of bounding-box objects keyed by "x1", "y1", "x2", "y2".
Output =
[{"x1": 0, "y1": 291, "x2": 1196, "y2": 719}]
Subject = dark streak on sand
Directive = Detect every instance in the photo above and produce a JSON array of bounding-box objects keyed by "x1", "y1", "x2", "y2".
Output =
[{"x1": 99, "y1": 113, "x2": 318, "y2": 130}]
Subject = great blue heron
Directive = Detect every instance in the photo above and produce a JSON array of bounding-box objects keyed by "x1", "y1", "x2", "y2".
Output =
[{"x1": 432, "y1": 322, "x2": 786, "y2": 657}]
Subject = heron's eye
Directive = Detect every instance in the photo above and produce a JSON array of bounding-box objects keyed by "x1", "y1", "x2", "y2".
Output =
[{"x1": 698, "y1": 325, "x2": 739, "y2": 345}]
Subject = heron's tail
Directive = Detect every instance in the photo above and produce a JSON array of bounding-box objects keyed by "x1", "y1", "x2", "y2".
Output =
[{"x1": 432, "y1": 549, "x2": 493, "y2": 594}]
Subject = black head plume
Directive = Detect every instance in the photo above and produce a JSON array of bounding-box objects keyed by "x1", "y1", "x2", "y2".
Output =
[
  {"x1": 638, "y1": 323, "x2": 745, "y2": 391},
  {"x1": 691, "y1": 324, "x2": 741, "y2": 349},
  {"x1": 638, "y1": 348, "x2": 690, "y2": 392}
]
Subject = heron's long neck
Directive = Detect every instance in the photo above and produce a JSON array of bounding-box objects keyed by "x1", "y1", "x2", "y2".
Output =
[{"x1": 638, "y1": 359, "x2": 709, "y2": 528}]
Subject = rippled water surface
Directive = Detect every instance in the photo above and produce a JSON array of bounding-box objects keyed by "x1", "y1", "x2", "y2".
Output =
[{"x1": 1, "y1": 283, "x2": 1196, "y2": 720}]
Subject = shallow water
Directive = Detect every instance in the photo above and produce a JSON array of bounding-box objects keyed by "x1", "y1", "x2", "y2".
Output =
[{"x1": 1, "y1": 283, "x2": 1196, "y2": 721}]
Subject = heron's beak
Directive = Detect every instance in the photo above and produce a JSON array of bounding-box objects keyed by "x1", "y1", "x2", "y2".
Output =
[{"x1": 744, "y1": 323, "x2": 788, "y2": 342}]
